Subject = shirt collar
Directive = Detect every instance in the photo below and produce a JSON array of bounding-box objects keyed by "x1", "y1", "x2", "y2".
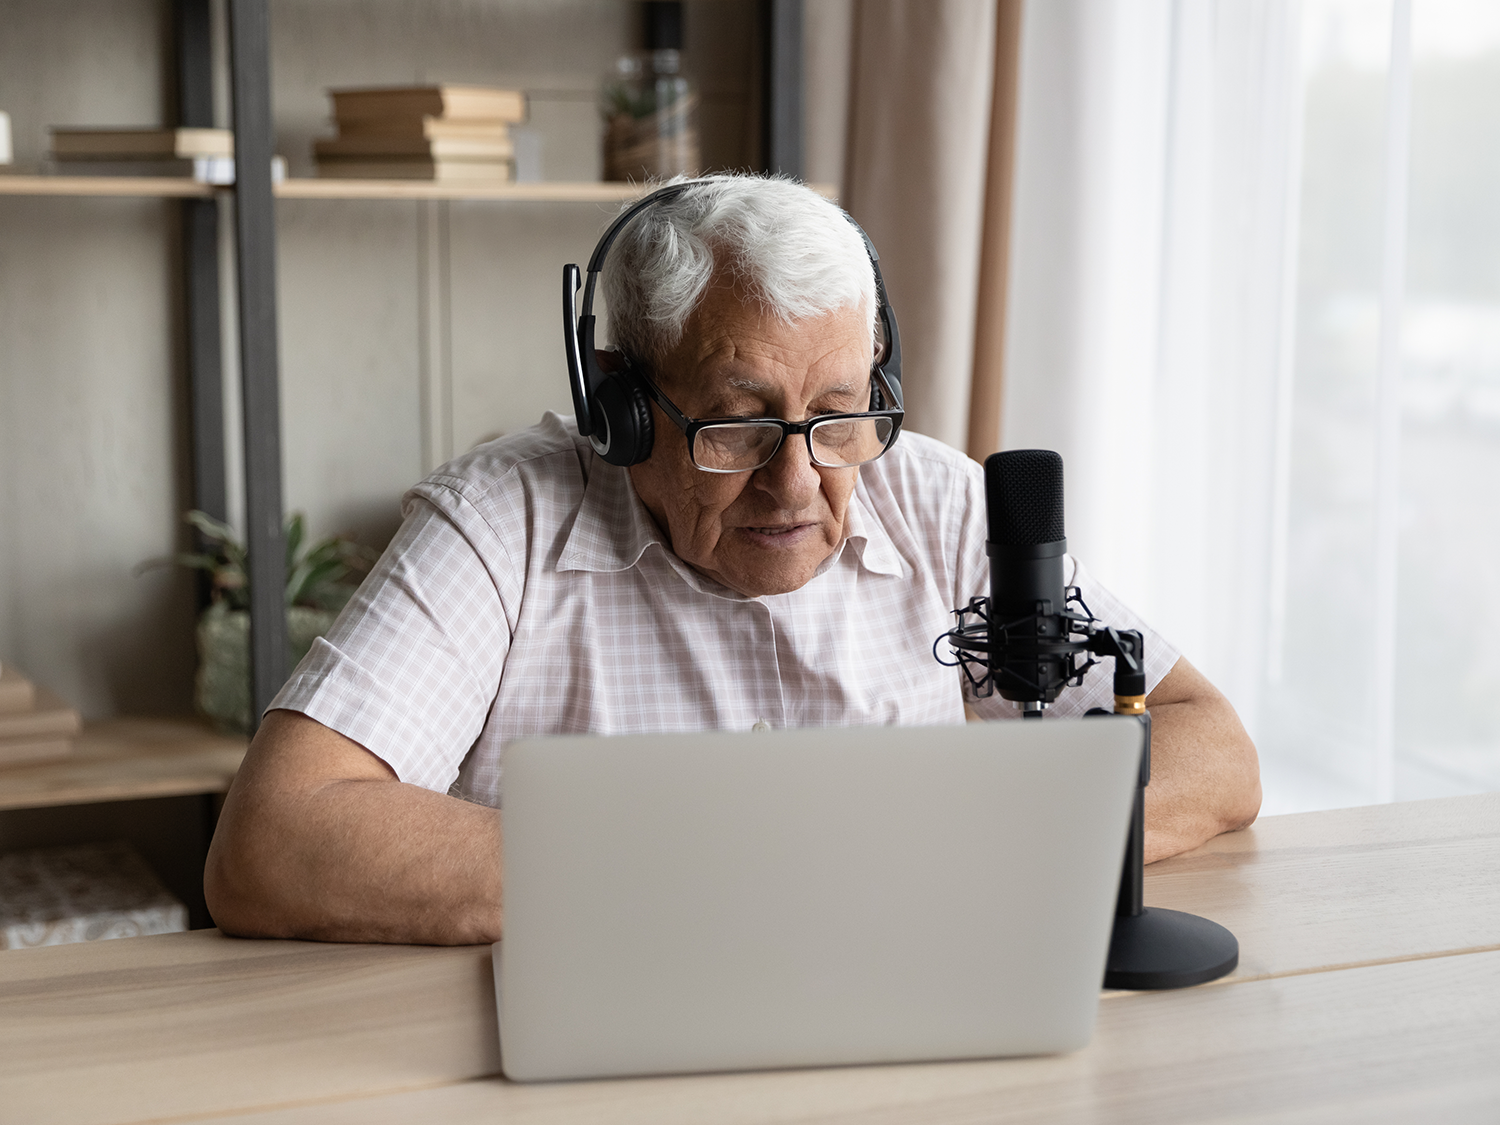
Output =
[
  {"x1": 822, "y1": 484, "x2": 906, "y2": 579},
  {"x1": 557, "y1": 456, "x2": 907, "y2": 583},
  {"x1": 556, "y1": 456, "x2": 660, "y2": 575}
]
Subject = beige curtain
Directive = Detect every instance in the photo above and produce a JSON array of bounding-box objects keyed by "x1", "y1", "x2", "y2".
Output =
[
  {"x1": 840, "y1": 0, "x2": 1024, "y2": 460},
  {"x1": 968, "y1": 0, "x2": 1025, "y2": 460}
]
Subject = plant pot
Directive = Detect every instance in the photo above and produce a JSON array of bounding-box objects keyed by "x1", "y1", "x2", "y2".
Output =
[{"x1": 195, "y1": 603, "x2": 338, "y2": 733}]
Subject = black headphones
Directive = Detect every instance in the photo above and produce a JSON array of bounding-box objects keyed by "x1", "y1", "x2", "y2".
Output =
[{"x1": 563, "y1": 180, "x2": 904, "y2": 467}]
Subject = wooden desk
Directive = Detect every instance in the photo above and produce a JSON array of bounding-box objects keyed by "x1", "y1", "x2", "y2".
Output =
[
  {"x1": 165, "y1": 952, "x2": 1500, "y2": 1125},
  {"x1": 1147, "y1": 791, "x2": 1500, "y2": 980},
  {"x1": 2, "y1": 794, "x2": 1497, "y2": 1125}
]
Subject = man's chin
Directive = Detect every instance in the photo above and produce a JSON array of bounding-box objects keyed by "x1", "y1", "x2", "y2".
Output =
[
  {"x1": 725, "y1": 572, "x2": 815, "y2": 597},
  {"x1": 710, "y1": 536, "x2": 836, "y2": 597}
]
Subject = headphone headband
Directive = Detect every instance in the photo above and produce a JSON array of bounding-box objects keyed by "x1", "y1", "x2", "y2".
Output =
[
  {"x1": 563, "y1": 178, "x2": 903, "y2": 465},
  {"x1": 587, "y1": 182, "x2": 699, "y2": 276}
]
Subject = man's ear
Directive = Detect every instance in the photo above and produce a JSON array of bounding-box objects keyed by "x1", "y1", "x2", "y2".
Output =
[{"x1": 595, "y1": 349, "x2": 623, "y2": 374}]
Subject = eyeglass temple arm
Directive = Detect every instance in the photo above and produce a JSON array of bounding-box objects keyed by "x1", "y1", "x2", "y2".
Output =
[{"x1": 635, "y1": 371, "x2": 694, "y2": 431}]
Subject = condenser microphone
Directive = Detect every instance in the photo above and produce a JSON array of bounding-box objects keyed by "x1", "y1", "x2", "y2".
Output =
[
  {"x1": 938, "y1": 450, "x2": 1241, "y2": 989},
  {"x1": 985, "y1": 450, "x2": 1070, "y2": 714}
]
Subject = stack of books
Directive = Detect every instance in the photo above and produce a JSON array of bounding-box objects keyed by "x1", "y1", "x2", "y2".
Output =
[
  {"x1": 45, "y1": 127, "x2": 284, "y2": 184},
  {"x1": 315, "y1": 85, "x2": 525, "y2": 182},
  {"x1": 48, "y1": 127, "x2": 233, "y2": 182},
  {"x1": 0, "y1": 663, "x2": 82, "y2": 766}
]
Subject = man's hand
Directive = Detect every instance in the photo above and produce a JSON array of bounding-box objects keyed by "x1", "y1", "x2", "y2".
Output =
[
  {"x1": 204, "y1": 710, "x2": 501, "y2": 945},
  {"x1": 1142, "y1": 657, "x2": 1261, "y2": 863}
]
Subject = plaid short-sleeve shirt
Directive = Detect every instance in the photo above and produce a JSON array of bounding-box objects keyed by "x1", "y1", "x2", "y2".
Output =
[{"x1": 272, "y1": 413, "x2": 1178, "y2": 807}]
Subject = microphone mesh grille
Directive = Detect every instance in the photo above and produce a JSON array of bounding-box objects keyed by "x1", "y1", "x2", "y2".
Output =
[{"x1": 984, "y1": 450, "x2": 1065, "y2": 545}]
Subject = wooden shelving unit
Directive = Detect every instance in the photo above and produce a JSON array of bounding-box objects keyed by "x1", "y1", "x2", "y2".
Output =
[
  {"x1": 280, "y1": 179, "x2": 835, "y2": 201},
  {"x1": 0, "y1": 719, "x2": 246, "y2": 813},
  {"x1": 0, "y1": 176, "x2": 830, "y2": 203},
  {"x1": 1, "y1": 0, "x2": 803, "y2": 826},
  {"x1": 0, "y1": 173, "x2": 650, "y2": 202},
  {"x1": 0, "y1": 174, "x2": 217, "y2": 198},
  {"x1": 276, "y1": 179, "x2": 650, "y2": 201}
]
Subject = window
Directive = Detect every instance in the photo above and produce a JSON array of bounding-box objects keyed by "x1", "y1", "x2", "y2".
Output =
[
  {"x1": 1004, "y1": 0, "x2": 1500, "y2": 813},
  {"x1": 1267, "y1": 0, "x2": 1500, "y2": 805}
]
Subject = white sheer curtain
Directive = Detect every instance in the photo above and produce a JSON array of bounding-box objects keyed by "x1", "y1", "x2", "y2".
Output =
[
  {"x1": 1004, "y1": 0, "x2": 1302, "y2": 778},
  {"x1": 1003, "y1": 0, "x2": 1500, "y2": 812},
  {"x1": 1279, "y1": 0, "x2": 1500, "y2": 806}
]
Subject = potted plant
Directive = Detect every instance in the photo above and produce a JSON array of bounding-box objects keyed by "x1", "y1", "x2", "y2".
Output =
[{"x1": 146, "y1": 511, "x2": 378, "y2": 733}]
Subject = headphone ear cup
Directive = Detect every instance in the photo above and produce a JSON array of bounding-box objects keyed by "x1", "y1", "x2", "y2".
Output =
[{"x1": 588, "y1": 370, "x2": 654, "y2": 467}]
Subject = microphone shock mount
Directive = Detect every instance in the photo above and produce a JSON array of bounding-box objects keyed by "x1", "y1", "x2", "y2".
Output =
[{"x1": 935, "y1": 586, "x2": 1151, "y2": 716}]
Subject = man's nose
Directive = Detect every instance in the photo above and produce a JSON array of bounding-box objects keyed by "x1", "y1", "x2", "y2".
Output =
[{"x1": 753, "y1": 432, "x2": 821, "y2": 509}]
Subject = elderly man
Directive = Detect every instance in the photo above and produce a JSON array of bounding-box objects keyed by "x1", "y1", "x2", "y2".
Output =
[{"x1": 206, "y1": 176, "x2": 1260, "y2": 945}]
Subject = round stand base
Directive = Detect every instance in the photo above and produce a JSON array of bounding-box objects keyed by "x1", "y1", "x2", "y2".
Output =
[{"x1": 1104, "y1": 907, "x2": 1238, "y2": 990}]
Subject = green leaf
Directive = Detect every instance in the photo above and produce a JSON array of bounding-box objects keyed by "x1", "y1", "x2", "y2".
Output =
[
  {"x1": 184, "y1": 509, "x2": 239, "y2": 547},
  {"x1": 152, "y1": 508, "x2": 375, "y2": 613},
  {"x1": 172, "y1": 552, "x2": 225, "y2": 573},
  {"x1": 287, "y1": 556, "x2": 350, "y2": 607},
  {"x1": 299, "y1": 538, "x2": 345, "y2": 569},
  {"x1": 284, "y1": 512, "x2": 306, "y2": 573}
]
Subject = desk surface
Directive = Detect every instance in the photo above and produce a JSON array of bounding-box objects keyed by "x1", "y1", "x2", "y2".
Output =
[
  {"x1": 1148, "y1": 790, "x2": 1500, "y2": 980},
  {"x1": 174, "y1": 951, "x2": 1500, "y2": 1125},
  {"x1": 2, "y1": 793, "x2": 1497, "y2": 1125}
]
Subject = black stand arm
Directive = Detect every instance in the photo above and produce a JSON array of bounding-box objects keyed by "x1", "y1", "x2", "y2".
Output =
[{"x1": 1087, "y1": 630, "x2": 1239, "y2": 990}]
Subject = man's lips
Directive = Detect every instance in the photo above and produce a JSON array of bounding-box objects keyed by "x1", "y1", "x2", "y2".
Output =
[{"x1": 739, "y1": 522, "x2": 817, "y2": 542}]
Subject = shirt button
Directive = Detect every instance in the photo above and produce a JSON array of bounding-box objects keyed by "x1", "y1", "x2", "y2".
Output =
[{"x1": 751, "y1": 719, "x2": 771, "y2": 732}]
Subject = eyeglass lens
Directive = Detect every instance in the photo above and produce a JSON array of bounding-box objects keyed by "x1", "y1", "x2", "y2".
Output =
[{"x1": 692, "y1": 416, "x2": 895, "y2": 472}]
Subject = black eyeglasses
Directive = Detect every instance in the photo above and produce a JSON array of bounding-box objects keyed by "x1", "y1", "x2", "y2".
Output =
[{"x1": 637, "y1": 370, "x2": 905, "y2": 473}]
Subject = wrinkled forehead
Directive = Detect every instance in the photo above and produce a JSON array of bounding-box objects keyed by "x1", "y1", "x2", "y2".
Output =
[{"x1": 662, "y1": 282, "x2": 876, "y2": 398}]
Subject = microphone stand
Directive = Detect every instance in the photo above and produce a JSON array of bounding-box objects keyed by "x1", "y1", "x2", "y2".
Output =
[
  {"x1": 1085, "y1": 629, "x2": 1239, "y2": 990},
  {"x1": 937, "y1": 607, "x2": 1239, "y2": 989}
]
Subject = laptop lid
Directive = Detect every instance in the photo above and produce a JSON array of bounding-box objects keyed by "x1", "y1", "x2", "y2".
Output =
[{"x1": 496, "y1": 718, "x2": 1142, "y2": 1081}]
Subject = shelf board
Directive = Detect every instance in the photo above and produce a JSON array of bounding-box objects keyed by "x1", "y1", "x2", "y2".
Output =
[
  {"x1": 0, "y1": 717, "x2": 247, "y2": 812},
  {"x1": 0, "y1": 176, "x2": 651, "y2": 202},
  {"x1": 274, "y1": 178, "x2": 653, "y2": 201},
  {"x1": 0, "y1": 174, "x2": 216, "y2": 198},
  {"x1": 1, "y1": 175, "x2": 837, "y2": 203}
]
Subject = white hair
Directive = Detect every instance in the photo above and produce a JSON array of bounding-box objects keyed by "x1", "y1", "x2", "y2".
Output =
[{"x1": 601, "y1": 174, "x2": 877, "y2": 368}]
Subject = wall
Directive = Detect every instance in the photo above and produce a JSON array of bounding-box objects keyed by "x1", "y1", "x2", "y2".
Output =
[
  {"x1": 0, "y1": 0, "x2": 195, "y2": 720},
  {"x1": 0, "y1": 0, "x2": 760, "y2": 721}
]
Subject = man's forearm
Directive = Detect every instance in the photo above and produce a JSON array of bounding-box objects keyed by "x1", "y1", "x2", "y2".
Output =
[
  {"x1": 205, "y1": 711, "x2": 501, "y2": 945},
  {"x1": 1141, "y1": 660, "x2": 1262, "y2": 864}
]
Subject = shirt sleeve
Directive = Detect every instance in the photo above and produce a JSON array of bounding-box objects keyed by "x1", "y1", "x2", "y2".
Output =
[{"x1": 269, "y1": 493, "x2": 513, "y2": 794}]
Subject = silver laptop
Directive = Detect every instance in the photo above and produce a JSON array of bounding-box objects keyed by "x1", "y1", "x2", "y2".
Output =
[{"x1": 495, "y1": 719, "x2": 1142, "y2": 1082}]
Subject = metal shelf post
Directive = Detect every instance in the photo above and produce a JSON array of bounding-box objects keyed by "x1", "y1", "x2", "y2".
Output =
[
  {"x1": 227, "y1": 0, "x2": 288, "y2": 729},
  {"x1": 176, "y1": 0, "x2": 227, "y2": 532},
  {"x1": 762, "y1": 0, "x2": 804, "y2": 179}
]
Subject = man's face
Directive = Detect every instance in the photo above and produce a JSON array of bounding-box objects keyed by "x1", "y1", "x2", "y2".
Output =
[{"x1": 628, "y1": 277, "x2": 875, "y2": 598}]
